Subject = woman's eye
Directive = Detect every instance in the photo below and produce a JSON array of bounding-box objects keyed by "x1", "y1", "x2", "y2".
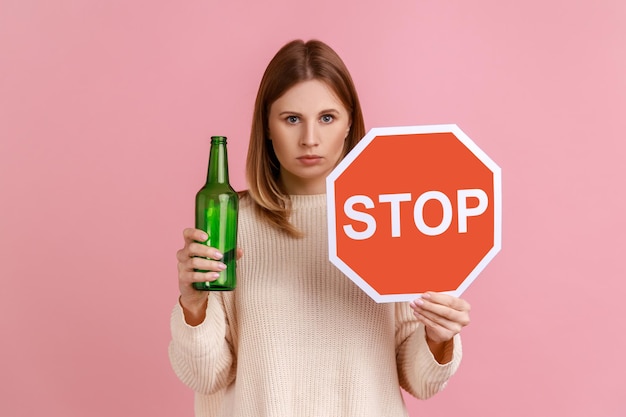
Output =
[
  {"x1": 286, "y1": 116, "x2": 299, "y2": 124},
  {"x1": 320, "y1": 114, "x2": 334, "y2": 123}
]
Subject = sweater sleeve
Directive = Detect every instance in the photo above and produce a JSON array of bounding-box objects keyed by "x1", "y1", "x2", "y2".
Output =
[
  {"x1": 168, "y1": 292, "x2": 236, "y2": 395},
  {"x1": 394, "y1": 302, "x2": 462, "y2": 399}
]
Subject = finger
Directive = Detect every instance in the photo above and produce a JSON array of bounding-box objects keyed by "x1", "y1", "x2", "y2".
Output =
[
  {"x1": 414, "y1": 311, "x2": 443, "y2": 333},
  {"x1": 410, "y1": 299, "x2": 457, "y2": 327},
  {"x1": 413, "y1": 312, "x2": 453, "y2": 343},
  {"x1": 184, "y1": 256, "x2": 227, "y2": 273},
  {"x1": 176, "y1": 245, "x2": 207, "y2": 264},
  {"x1": 411, "y1": 294, "x2": 470, "y2": 328},
  {"x1": 183, "y1": 228, "x2": 208, "y2": 244},
  {"x1": 179, "y1": 270, "x2": 220, "y2": 284},
  {"x1": 236, "y1": 248, "x2": 244, "y2": 260},
  {"x1": 187, "y1": 242, "x2": 223, "y2": 260},
  {"x1": 422, "y1": 292, "x2": 471, "y2": 313},
  {"x1": 416, "y1": 300, "x2": 470, "y2": 328},
  {"x1": 414, "y1": 307, "x2": 464, "y2": 334},
  {"x1": 414, "y1": 300, "x2": 468, "y2": 326},
  {"x1": 176, "y1": 248, "x2": 187, "y2": 263}
]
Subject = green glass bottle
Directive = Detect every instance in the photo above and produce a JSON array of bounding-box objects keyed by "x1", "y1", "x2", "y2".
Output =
[{"x1": 193, "y1": 136, "x2": 239, "y2": 291}]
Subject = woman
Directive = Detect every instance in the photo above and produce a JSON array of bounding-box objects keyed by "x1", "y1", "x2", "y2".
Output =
[{"x1": 170, "y1": 39, "x2": 471, "y2": 417}]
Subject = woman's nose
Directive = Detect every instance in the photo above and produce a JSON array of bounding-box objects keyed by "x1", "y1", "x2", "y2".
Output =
[{"x1": 300, "y1": 123, "x2": 319, "y2": 147}]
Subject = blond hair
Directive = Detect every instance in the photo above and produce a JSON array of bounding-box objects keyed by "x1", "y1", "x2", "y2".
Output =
[{"x1": 245, "y1": 39, "x2": 366, "y2": 237}]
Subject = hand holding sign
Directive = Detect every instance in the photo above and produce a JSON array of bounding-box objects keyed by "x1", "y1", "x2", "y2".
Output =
[{"x1": 326, "y1": 125, "x2": 502, "y2": 303}]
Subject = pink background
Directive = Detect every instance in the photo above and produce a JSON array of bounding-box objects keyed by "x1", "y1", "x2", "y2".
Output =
[{"x1": 1, "y1": 0, "x2": 624, "y2": 416}]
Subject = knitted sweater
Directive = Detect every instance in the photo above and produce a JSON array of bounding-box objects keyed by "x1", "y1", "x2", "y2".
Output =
[{"x1": 169, "y1": 194, "x2": 462, "y2": 417}]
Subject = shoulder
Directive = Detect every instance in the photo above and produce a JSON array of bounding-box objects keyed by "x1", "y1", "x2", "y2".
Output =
[
  {"x1": 237, "y1": 190, "x2": 255, "y2": 213},
  {"x1": 236, "y1": 190, "x2": 264, "y2": 226}
]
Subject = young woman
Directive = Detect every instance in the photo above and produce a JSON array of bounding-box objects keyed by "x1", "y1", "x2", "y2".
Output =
[{"x1": 170, "y1": 39, "x2": 471, "y2": 417}]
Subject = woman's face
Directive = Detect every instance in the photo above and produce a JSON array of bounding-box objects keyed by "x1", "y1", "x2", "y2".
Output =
[{"x1": 268, "y1": 79, "x2": 351, "y2": 195}]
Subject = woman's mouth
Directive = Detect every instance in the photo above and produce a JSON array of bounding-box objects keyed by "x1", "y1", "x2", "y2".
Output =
[{"x1": 297, "y1": 155, "x2": 323, "y2": 166}]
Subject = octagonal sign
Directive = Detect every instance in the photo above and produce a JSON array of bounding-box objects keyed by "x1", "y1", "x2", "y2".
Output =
[{"x1": 326, "y1": 124, "x2": 502, "y2": 303}]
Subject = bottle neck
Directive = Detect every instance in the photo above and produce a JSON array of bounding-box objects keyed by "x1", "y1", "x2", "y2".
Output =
[{"x1": 206, "y1": 137, "x2": 230, "y2": 184}]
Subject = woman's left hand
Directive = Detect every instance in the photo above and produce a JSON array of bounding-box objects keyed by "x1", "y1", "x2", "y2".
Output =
[{"x1": 409, "y1": 292, "x2": 471, "y2": 344}]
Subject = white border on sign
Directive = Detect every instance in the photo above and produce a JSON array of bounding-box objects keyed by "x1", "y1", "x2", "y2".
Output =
[{"x1": 326, "y1": 124, "x2": 502, "y2": 303}]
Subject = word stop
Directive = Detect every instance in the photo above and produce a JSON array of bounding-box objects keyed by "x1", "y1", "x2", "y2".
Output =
[{"x1": 342, "y1": 189, "x2": 488, "y2": 240}]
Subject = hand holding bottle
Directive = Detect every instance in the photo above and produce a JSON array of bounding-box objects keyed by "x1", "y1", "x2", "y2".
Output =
[{"x1": 175, "y1": 228, "x2": 243, "y2": 325}]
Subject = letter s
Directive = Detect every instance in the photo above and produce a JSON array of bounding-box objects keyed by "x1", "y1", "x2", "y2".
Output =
[{"x1": 343, "y1": 195, "x2": 376, "y2": 240}]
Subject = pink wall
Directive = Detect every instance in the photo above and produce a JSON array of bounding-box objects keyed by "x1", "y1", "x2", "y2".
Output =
[{"x1": 1, "y1": 0, "x2": 624, "y2": 415}]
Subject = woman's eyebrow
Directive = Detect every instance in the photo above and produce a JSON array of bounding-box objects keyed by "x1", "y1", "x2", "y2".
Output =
[{"x1": 277, "y1": 108, "x2": 341, "y2": 117}]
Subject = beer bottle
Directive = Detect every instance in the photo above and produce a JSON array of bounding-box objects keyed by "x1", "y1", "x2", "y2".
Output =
[{"x1": 193, "y1": 136, "x2": 239, "y2": 291}]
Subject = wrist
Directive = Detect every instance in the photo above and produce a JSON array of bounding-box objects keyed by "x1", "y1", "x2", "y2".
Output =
[
  {"x1": 425, "y1": 330, "x2": 453, "y2": 364},
  {"x1": 179, "y1": 294, "x2": 208, "y2": 326}
]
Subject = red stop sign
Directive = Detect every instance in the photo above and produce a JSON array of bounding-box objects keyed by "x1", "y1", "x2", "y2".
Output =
[{"x1": 326, "y1": 125, "x2": 502, "y2": 303}]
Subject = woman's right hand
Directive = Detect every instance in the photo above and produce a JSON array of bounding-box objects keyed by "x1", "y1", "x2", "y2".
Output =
[{"x1": 175, "y1": 228, "x2": 228, "y2": 324}]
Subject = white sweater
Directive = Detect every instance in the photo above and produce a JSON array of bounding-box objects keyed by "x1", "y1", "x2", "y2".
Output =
[{"x1": 169, "y1": 194, "x2": 462, "y2": 417}]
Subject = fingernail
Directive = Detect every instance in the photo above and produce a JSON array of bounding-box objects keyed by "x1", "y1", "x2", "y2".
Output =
[
  {"x1": 217, "y1": 263, "x2": 227, "y2": 270},
  {"x1": 199, "y1": 232, "x2": 208, "y2": 241},
  {"x1": 422, "y1": 292, "x2": 432, "y2": 299},
  {"x1": 414, "y1": 298, "x2": 424, "y2": 306},
  {"x1": 214, "y1": 251, "x2": 223, "y2": 259}
]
